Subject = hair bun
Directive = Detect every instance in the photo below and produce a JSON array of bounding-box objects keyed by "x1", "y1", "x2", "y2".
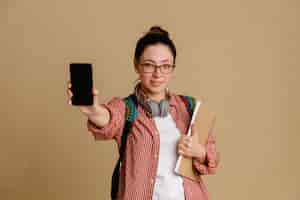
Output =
[{"x1": 148, "y1": 26, "x2": 169, "y2": 37}]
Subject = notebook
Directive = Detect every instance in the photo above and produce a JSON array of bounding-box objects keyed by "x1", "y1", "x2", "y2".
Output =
[{"x1": 174, "y1": 100, "x2": 216, "y2": 181}]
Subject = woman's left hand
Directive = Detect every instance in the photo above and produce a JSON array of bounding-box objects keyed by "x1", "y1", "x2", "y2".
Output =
[{"x1": 177, "y1": 125, "x2": 206, "y2": 161}]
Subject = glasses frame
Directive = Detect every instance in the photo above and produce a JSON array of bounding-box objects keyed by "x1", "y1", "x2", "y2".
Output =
[{"x1": 139, "y1": 62, "x2": 176, "y2": 74}]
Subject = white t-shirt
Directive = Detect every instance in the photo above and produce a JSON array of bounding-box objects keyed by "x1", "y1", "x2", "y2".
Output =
[{"x1": 152, "y1": 114, "x2": 185, "y2": 200}]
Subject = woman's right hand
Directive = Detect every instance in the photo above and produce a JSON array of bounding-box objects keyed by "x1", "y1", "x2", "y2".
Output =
[{"x1": 66, "y1": 81, "x2": 110, "y2": 127}]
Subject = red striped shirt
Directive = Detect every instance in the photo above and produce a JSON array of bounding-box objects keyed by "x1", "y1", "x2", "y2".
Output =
[{"x1": 87, "y1": 93, "x2": 220, "y2": 200}]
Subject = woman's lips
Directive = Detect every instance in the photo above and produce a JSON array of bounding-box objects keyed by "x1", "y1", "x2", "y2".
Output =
[{"x1": 151, "y1": 81, "x2": 164, "y2": 86}]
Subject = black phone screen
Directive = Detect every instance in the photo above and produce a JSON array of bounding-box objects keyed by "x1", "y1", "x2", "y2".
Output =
[{"x1": 69, "y1": 63, "x2": 93, "y2": 106}]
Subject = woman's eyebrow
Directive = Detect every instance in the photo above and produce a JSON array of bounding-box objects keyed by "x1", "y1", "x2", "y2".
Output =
[{"x1": 142, "y1": 59, "x2": 171, "y2": 63}]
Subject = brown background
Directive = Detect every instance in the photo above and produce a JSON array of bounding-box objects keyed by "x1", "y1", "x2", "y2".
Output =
[{"x1": 1, "y1": 0, "x2": 299, "y2": 199}]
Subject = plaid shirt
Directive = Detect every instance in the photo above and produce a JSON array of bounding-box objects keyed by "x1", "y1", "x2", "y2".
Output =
[{"x1": 87, "y1": 92, "x2": 220, "y2": 200}]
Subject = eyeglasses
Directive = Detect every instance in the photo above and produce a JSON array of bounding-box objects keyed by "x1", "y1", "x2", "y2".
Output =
[{"x1": 139, "y1": 63, "x2": 175, "y2": 74}]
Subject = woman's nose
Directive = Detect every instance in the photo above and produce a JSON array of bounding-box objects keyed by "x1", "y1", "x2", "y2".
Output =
[{"x1": 153, "y1": 66, "x2": 162, "y2": 77}]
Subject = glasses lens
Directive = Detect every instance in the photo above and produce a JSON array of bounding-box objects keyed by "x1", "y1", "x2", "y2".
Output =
[
  {"x1": 141, "y1": 63, "x2": 154, "y2": 73},
  {"x1": 160, "y1": 64, "x2": 172, "y2": 73}
]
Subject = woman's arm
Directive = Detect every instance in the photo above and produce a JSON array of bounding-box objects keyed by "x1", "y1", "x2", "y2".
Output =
[
  {"x1": 87, "y1": 97, "x2": 126, "y2": 141},
  {"x1": 66, "y1": 84, "x2": 126, "y2": 141},
  {"x1": 87, "y1": 104, "x2": 110, "y2": 127}
]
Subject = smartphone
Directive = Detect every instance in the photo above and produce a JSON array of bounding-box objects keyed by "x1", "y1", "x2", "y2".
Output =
[{"x1": 69, "y1": 63, "x2": 93, "y2": 106}]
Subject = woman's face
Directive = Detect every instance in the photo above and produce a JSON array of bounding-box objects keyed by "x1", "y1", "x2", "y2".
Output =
[{"x1": 135, "y1": 43, "x2": 175, "y2": 98}]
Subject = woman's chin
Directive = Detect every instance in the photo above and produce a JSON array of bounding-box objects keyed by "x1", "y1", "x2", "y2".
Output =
[{"x1": 142, "y1": 82, "x2": 167, "y2": 96}]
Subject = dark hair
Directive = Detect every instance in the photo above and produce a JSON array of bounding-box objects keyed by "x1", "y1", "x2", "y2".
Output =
[{"x1": 134, "y1": 26, "x2": 177, "y2": 65}]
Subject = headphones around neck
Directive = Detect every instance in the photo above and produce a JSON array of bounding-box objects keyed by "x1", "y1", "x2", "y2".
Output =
[{"x1": 147, "y1": 99, "x2": 169, "y2": 118}]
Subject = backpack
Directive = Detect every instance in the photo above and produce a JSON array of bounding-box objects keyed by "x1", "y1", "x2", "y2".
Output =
[{"x1": 110, "y1": 94, "x2": 196, "y2": 200}]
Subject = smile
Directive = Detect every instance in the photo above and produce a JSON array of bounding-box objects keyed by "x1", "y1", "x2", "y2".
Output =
[{"x1": 151, "y1": 81, "x2": 164, "y2": 86}]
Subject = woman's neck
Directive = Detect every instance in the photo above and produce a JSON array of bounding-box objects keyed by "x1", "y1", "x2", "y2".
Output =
[{"x1": 147, "y1": 92, "x2": 166, "y2": 102}]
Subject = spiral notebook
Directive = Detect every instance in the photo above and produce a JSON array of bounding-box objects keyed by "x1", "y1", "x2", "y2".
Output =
[{"x1": 174, "y1": 100, "x2": 216, "y2": 182}]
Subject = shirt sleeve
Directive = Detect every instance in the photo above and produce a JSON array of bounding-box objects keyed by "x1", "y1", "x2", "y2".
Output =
[
  {"x1": 86, "y1": 97, "x2": 126, "y2": 141},
  {"x1": 192, "y1": 134, "x2": 220, "y2": 175}
]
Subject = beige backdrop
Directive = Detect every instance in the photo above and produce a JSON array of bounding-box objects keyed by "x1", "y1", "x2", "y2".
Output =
[{"x1": 1, "y1": 0, "x2": 299, "y2": 199}]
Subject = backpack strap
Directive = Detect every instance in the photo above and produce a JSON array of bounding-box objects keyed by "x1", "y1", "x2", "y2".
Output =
[
  {"x1": 111, "y1": 94, "x2": 138, "y2": 200},
  {"x1": 179, "y1": 95, "x2": 196, "y2": 118}
]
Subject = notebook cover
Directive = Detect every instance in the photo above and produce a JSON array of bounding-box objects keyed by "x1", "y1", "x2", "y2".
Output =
[{"x1": 174, "y1": 101, "x2": 216, "y2": 181}]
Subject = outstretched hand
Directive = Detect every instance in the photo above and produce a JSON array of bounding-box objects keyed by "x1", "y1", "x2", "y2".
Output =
[{"x1": 66, "y1": 81, "x2": 102, "y2": 117}]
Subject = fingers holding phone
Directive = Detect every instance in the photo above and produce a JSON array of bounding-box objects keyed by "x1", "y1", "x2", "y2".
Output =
[
  {"x1": 67, "y1": 81, "x2": 73, "y2": 105},
  {"x1": 67, "y1": 84, "x2": 100, "y2": 115},
  {"x1": 66, "y1": 62, "x2": 111, "y2": 127}
]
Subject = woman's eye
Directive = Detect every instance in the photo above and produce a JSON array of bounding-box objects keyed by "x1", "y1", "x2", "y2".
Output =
[
  {"x1": 162, "y1": 64, "x2": 171, "y2": 69},
  {"x1": 144, "y1": 63, "x2": 153, "y2": 68}
]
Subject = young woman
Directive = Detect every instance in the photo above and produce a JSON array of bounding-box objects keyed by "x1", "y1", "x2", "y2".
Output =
[{"x1": 67, "y1": 26, "x2": 220, "y2": 200}]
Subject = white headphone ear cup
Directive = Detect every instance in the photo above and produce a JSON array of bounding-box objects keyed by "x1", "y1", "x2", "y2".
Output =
[{"x1": 147, "y1": 99, "x2": 170, "y2": 117}]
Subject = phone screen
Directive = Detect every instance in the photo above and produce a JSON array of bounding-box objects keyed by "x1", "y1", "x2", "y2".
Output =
[{"x1": 69, "y1": 63, "x2": 93, "y2": 106}]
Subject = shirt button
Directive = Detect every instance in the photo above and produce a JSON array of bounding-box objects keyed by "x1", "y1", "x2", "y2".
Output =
[
  {"x1": 154, "y1": 154, "x2": 158, "y2": 158},
  {"x1": 150, "y1": 178, "x2": 155, "y2": 184}
]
